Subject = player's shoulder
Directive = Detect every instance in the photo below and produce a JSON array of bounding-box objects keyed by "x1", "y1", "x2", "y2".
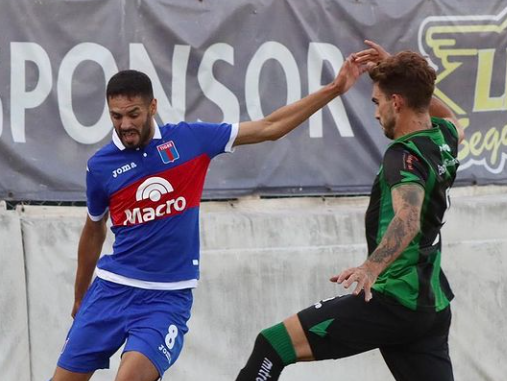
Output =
[
  {"x1": 382, "y1": 141, "x2": 424, "y2": 168},
  {"x1": 158, "y1": 121, "x2": 195, "y2": 137},
  {"x1": 431, "y1": 117, "x2": 459, "y2": 139},
  {"x1": 165, "y1": 121, "x2": 232, "y2": 130},
  {"x1": 159, "y1": 121, "x2": 231, "y2": 139},
  {"x1": 384, "y1": 141, "x2": 412, "y2": 157},
  {"x1": 87, "y1": 141, "x2": 118, "y2": 171}
]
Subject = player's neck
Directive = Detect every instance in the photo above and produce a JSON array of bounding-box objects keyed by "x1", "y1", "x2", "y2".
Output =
[{"x1": 394, "y1": 111, "x2": 432, "y2": 139}]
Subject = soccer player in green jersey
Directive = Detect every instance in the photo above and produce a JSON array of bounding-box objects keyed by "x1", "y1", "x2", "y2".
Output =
[{"x1": 235, "y1": 41, "x2": 464, "y2": 381}]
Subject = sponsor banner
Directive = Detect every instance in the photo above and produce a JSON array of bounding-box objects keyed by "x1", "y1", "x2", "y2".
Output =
[{"x1": 0, "y1": 0, "x2": 505, "y2": 200}]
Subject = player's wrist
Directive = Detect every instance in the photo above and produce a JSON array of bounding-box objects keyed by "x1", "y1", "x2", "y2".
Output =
[{"x1": 363, "y1": 259, "x2": 383, "y2": 278}]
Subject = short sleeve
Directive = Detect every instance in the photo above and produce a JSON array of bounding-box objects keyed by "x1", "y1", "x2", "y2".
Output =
[
  {"x1": 187, "y1": 122, "x2": 237, "y2": 158},
  {"x1": 86, "y1": 166, "x2": 109, "y2": 221},
  {"x1": 383, "y1": 144, "x2": 429, "y2": 189},
  {"x1": 432, "y1": 117, "x2": 459, "y2": 157}
]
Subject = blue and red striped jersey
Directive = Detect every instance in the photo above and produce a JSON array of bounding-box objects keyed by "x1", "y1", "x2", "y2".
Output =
[{"x1": 86, "y1": 121, "x2": 237, "y2": 286}]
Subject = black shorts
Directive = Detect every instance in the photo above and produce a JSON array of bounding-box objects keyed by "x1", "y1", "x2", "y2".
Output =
[{"x1": 297, "y1": 291, "x2": 453, "y2": 381}]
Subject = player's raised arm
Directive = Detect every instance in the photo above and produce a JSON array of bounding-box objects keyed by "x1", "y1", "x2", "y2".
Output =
[{"x1": 233, "y1": 55, "x2": 368, "y2": 146}]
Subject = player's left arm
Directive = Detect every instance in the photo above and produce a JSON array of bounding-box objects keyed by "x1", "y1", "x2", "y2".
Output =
[
  {"x1": 331, "y1": 183, "x2": 424, "y2": 301},
  {"x1": 233, "y1": 55, "x2": 367, "y2": 146}
]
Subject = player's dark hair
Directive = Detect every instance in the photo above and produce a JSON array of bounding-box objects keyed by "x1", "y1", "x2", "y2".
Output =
[
  {"x1": 369, "y1": 51, "x2": 436, "y2": 112},
  {"x1": 106, "y1": 70, "x2": 154, "y2": 103}
]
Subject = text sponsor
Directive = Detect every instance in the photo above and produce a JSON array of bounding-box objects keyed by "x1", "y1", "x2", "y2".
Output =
[
  {"x1": 5, "y1": 41, "x2": 353, "y2": 145},
  {"x1": 124, "y1": 197, "x2": 186, "y2": 225},
  {"x1": 123, "y1": 177, "x2": 187, "y2": 225},
  {"x1": 158, "y1": 344, "x2": 172, "y2": 364},
  {"x1": 256, "y1": 358, "x2": 273, "y2": 381},
  {"x1": 113, "y1": 162, "x2": 137, "y2": 178}
]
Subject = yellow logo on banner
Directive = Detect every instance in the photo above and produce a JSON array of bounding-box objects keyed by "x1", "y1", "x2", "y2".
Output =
[{"x1": 419, "y1": 7, "x2": 507, "y2": 174}]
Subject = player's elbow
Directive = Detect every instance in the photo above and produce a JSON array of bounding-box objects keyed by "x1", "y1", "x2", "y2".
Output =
[
  {"x1": 260, "y1": 122, "x2": 284, "y2": 141},
  {"x1": 266, "y1": 131, "x2": 283, "y2": 141},
  {"x1": 268, "y1": 121, "x2": 294, "y2": 141}
]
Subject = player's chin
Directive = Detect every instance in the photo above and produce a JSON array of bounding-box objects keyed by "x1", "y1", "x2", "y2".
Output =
[{"x1": 121, "y1": 136, "x2": 141, "y2": 149}]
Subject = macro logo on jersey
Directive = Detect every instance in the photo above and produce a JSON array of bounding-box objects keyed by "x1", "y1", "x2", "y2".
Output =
[
  {"x1": 121, "y1": 177, "x2": 187, "y2": 225},
  {"x1": 136, "y1": 177, "x2": 175, "y2": 202},
  {"x1": 418, "y1": 6, "x2": 507, "y2": 175},
  {"x1": 157, "y1": 141, "x2": 180, "y2": 164},
  {"x1": 109, "y1": 156, "x2": 210, "y2": 227}
]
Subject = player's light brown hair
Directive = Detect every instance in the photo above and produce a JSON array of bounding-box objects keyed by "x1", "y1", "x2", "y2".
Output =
[{"x1": 369, "y1": 51, "x2": 436, "y2": 112}]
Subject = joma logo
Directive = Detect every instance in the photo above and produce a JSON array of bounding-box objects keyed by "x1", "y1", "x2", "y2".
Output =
[{"x1": 113, "y1": 162, "x2": 137, "y2": 178}]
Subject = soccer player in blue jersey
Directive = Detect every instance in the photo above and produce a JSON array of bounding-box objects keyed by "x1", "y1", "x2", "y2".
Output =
[{"x1": 51, "y1": 56, "x2": 368, "y2": 381}]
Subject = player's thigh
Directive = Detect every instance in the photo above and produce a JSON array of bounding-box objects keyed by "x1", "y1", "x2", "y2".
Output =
[
  {"x1": 57, "y1": 279, "x2": 129, "y2": 373},
  {"x1": 51, "y1": 366, "x2": 94, "y2": 381},
  {"x1": 115, "y1": 351, "x2": 159, "y2": 381},
  {"x1": 123, "y1": 288, "x2": 193, "y2": 378},
  {"x1": 381, "y1": 306, "x2": 453, "y2": 381},
  {"x1": 296, "y1": 292, "x2": 421, "y2": 361},
  {"x1": 381, "y1": 343, "x2": 453, "y2": 381},
  {"x1": 283, "y1": 314, "x2": 314, "y2": 361}
]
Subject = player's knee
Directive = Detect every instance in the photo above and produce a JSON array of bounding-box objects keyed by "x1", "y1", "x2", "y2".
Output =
[{"x1": 260, "y1": 322, "x2": 297, "y2": 366}]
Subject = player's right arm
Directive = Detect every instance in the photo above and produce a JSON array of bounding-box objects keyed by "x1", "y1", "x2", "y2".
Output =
[{"x1": 72, "y1": 213, "x2": 108, "y2": 318}]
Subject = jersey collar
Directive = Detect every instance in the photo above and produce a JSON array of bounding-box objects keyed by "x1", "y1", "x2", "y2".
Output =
[{"x1": 112, "y1": 119, "x2": 161, "y2": 151}]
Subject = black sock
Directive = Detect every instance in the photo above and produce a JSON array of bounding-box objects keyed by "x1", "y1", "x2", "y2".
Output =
[{"x1": 236, "y1": 333, "x2": 285, "y2": 381}]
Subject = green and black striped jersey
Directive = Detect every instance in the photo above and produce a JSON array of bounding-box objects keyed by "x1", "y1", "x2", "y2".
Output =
[{"x1": 366, "y1": 117, "x2": 460, "y2": 312}]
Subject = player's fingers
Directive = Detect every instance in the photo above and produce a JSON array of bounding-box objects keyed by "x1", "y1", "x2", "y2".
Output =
[
  {"x1": 354, "y1": 50, "x2": 376, "y2": 60},
  {"x1": 346, "y1": 54, "x2": 357, "y2": 65},
  {"x1": 353, "y1": 55, "x2": 369, "y2": 64},
  {"x1": 364, "y1": 40, "x2": 390, "y2": 57},
  {"x1": 342, "y1": 273, "x2": 360, "y2": 289},
  {"x1": 335, "y1": 268, "x2": 354, "y2": 284},
  {"x1": 363, "y1": 284, "x2": 373, "y2": 302},
  {"x1": 364, "y1": 39, "x2": 383, "y2": 50},
  {"x1": 352, "y1": 279, "x2": 364, "y2": 295},
  {"x1": 355, "y1": 48, "x2": 377, "y2": 56}
]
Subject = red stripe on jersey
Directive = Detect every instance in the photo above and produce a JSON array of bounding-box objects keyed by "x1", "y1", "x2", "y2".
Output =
[{"x1": 109, "y1": 154, "x2": 211, "y2": 227}]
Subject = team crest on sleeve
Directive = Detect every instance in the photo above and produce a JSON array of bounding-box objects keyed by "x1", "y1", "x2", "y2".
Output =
[{"x1": 157, "y1": 141, "x2": 180, "y2": 164}]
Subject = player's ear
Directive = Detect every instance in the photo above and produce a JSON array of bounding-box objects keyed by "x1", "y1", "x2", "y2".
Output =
[
  {"x1": 149, "y1": 98, "x2": 157, "y2": 115},
  {"x1": 391, "y1": 94, "x2": 404, "y2": 112}
]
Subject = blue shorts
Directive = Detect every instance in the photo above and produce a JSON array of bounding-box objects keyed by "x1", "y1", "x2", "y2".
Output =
[{"x1": 57, "y1": 278, "x2": 193, "y2": 377}]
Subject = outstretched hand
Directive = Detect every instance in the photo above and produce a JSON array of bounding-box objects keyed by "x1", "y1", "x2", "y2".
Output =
[
  {"x1": 332, "y1": 54, "x2": 370, "y2": 95},
  {"x1": 353, "y1": 39, "x2": 391, "y2": 67},
  {"x1": 330, "y1": 263, "x2": 379, "y2": 302}
]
